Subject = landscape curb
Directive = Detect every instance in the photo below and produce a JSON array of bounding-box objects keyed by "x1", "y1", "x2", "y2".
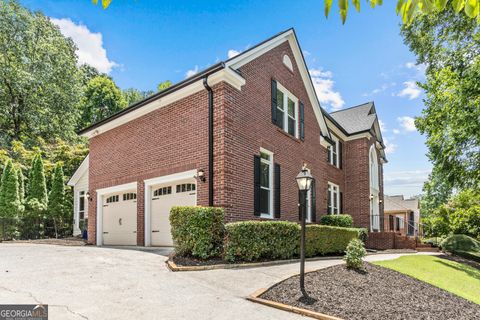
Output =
[
  {"x1": 166, "y1": 255, "x2": 346, "y2": 272},
  {"x1": 166, "y1": 250, "x2": 417, "y2": 272},
  {"x1": 247, "y1": 288, "x2": 343, "y2": 320}
]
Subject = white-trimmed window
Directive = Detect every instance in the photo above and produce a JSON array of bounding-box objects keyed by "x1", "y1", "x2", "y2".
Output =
[
  {"x1": 259, "y1": 149, "x2": 274, "y2": 217},
  {"x1": 78, "y1": 191, "x2": 86, "y2": 220},
  {"x1": 276, "y1": 83, "x2": 298, "y2": 137},
  {"x1": 327, "y1": 182, "x2": 340, "y2": 215},
  {"x1": 328, "y1": 135, "x2": 340, "y2": 167}
]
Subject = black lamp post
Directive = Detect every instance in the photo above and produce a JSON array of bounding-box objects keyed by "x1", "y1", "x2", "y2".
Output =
[{"x1": 296, "y1": 165, "x2": 313, "y2": 297}]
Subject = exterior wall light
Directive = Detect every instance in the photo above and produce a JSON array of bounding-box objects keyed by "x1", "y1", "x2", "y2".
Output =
[{"x1": 196, "y1": 169, "x2": 206, "y2": 182}]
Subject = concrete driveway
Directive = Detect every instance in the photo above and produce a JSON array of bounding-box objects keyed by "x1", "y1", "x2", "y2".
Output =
[{"x1": 0, "y1": 244, "x2": 419, "y2": 320}]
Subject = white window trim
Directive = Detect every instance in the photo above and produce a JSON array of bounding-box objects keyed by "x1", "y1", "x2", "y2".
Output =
[
  {"x1": 78, "y1": 190, "x2": 86, "y2": 220},
  {"x1": 259, "y1": 148, "x2": 274, "y2": 219},
  {"x1": 327, "y1": 182, "x2": 340, "y2": 215},
  {"x1": 328, "y1": 135, "x2": 340, "y2": 168},
  {"x1": 276, "y1": 82, "x2": 299, "y2": 138}
]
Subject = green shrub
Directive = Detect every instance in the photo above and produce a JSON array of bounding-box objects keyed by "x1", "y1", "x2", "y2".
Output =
[
  {"x1": 441, "y1": 234, "x2": 480, "y2": 253},
  {"x1": 422, "y1": 237, "x2": 445, "y2": 247},
  {"x1": 356, "y1": 228, "x2": 368, "y2": 243},
  {"x1": 455, "y1": 250, "x2": 480, "y2": 263},
  {"x1": 305, "y1": 224, "x2": 362, "y2": 257},
  {"x1": 224, "y1": 221, "x2": 364, "y2": 262},
  {"x1": 344, "y1": 238, "x2": 366, "y2": 269},
  {"x1": 320, "y1": 214, "x2": 353, "y2": 227},
  {"x1": 224, "y1": 221, "x2": 300, "y2": 262},
  {"x1": 170, "y1": 206, "x2": 224, "y2": 259}
]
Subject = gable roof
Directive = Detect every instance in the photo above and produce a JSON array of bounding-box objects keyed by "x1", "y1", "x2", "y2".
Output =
[
  {"x1": 67, "y1": 154, "x2": 89, "y2": 186},
  {"x1": 78, "y1": 28, "x2": 330, "y2": 139},
  {"x1": 384, "y1": 195, "x2": 419, "y2": 212},
  {"x1": 329, "y1": 102, "x2": 376, "y2": 134}
]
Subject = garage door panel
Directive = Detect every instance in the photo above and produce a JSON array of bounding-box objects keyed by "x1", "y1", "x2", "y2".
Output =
[
  {"x1": 102, "y1": 191, "x2": 137, "y2": 246},
  {"x1": 151, "y1": 179, "x2": 196, "y2": 246}
]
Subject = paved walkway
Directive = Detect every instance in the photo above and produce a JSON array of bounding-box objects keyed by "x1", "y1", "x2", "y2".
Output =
[{"x1": 0, "y1": 243, "x2": 433, "y2": 320}]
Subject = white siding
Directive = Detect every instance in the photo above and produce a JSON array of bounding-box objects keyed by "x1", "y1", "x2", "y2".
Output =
[{"x1": 73, "y1": 171, "x2": 89, "y2": 236}]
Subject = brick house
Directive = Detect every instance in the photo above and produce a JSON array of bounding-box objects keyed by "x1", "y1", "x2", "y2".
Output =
[{"x1": 68, "y1": 29, "x2": 388, "y2": 247}]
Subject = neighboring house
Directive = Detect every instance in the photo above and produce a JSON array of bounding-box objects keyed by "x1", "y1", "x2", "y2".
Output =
[
  {"x1": 69, "y1": 28, "x2": 389, "y2": 247},
  {"x1": 384, "y1": 195, "x2": 421, "y2": 237}
]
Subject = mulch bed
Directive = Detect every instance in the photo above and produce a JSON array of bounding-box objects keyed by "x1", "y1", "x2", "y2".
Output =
[
  {"x1": 1, "y1": 237, "x2": 86, "y2": 246},
  {"x1": 260, "y1": 263, "x2": 480, "y2": 320},
  {"x1": 440, "y1": 254, "x2": 480, "y2": 270}
]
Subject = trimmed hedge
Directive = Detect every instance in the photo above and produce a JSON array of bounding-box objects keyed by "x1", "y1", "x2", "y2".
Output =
[
  {"x1": 305, "y1": 225, "x2": 364, "y2": 257},
  {"x1": 441, "y1": 234, "x2": 480, "y2": 253},
  {"x1": 224, "y1": 220, "x2": 365, "y2": 262},
  {"x1": 170, "y1": 206, "x2": 224, "y2": 259},
  {"x1": 320, "y1": 214, "x2": 353, "y2": 228},
  {"x1": 224, "y1": 221, "x2": 299, "y2": 262}
]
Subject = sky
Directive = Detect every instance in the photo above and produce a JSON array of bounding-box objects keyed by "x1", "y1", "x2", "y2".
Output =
[{"x1": 23, "y1": 0, "x2": 431, "y2": 197}]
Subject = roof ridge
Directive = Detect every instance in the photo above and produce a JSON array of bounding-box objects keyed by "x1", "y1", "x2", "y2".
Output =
[{"x1": 330, "y1": 101, "x2": 373, "y2": 114}]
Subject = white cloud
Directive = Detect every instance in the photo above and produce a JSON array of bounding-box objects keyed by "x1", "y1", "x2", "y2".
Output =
[
  {"x1": 362, "y1": 82, "x2": 396, "y2": 97},
  {"x1": 383, "y1": 137, "x2": 396, "y2": 155},
  {"x1": 393, "y1": 129, "x2": 401, "y2": 135},
  {"x1": 303, "y1": 50, "x2": 311, "y2": 57},
  {"x1": 397, "y1": 81, "x2": 422, "y2": 100},
  {"x1": 397, "y1": 116, "x2": 417, "y2": 132},
  {"x1": 379, "y1": 120, "x2": 387, "y2": 133},
  {"x1": 51, "y1": 18, "x2": 117, "y2": 74},
  {"x1": 185, "y1": 65, "x2": 199, "y2": 78},
  {"x1": 227, "y1": 49, "x2": 240, "y2": 59},
  {"x1": 383, "y1": 170, "x2": 430, "y2": 193},
  {"x1": 309, "y1": 68, "x2": 344, "y2": 111},
  {"x1": 405, "y1": 61, "x2": 426, "y2": 74}
]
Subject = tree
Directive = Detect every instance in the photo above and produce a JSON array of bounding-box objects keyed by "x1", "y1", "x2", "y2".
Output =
[
  {"x1": 158, "y1": 80, "x2": 172, "y2": 91},
  {"x1": 79, "y1": 76, "x2": 127, "y2": 128},
  {"x1": 27, "y1": 154, "x2": 48, "y2": 207},
  {"x1": 95, "y1": 1, "x2": 480, "y2": 24},
  {"x1": 0, "y1": 159, "x2": 20, "y2": 218},
  {"x1": 401, "y1": 8, "x2": 480, "y2": 193},
  {"x1": 48, "y1": 163, "x2": 67, "y2": 238},
  {"x1": 0, "y1": 0, "x2": 82, "y2": 146},
  {"x1": 122, "y1": 88, "x2": 155, "y2": 106},
  {"x1": 16, "y1": 167, "x2": 24, "y2": 204}
]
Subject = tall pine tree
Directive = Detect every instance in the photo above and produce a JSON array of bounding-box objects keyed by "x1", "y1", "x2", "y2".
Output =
[
  {"x1": 27, "y1": 154, "x2": 48, "y2": 206},
  {"x1": 48, "y1": 163, "x2": 66, "y2": 238},
  {"x1": 0, "y1": 159, "x2": 20, "y2": 218},
  {"x1": 16, "y1": 167, "x2": 25, "y2": 204}
]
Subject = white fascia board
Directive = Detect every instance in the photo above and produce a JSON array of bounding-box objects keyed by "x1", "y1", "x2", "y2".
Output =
[
  {"x1": 67, "y1": 154, "x2": 89, "y2": 186},
  {"x1": 144, "y1": 169, "x2": 198, "y2": 187},
  {"x1": 226, "y1": 30, "x2": 331, "y2": 140},
  {"x1": 96, "y1": 182, "x2": 137, "y2": 196},
  {"x1": 81, "y1": 70, "x2": 245, "y2": 139}
]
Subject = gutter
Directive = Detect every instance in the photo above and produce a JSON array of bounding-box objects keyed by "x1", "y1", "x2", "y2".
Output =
[{"x1": 203, "y1": 76, "x2": 214, "y2": 207}]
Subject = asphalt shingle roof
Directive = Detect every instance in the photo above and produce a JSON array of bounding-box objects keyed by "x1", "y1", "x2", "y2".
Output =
[
  {"x1": 329, "y1": 102, "x2": 376, "y2": 134},
  {"x1": 384, "y1": 195, "x2": 419, "y2": 212}
]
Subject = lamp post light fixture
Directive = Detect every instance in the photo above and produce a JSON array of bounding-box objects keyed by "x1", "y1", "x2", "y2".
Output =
[{"x1": 296, "y1": 165, "x2": 313, "y2": 298}]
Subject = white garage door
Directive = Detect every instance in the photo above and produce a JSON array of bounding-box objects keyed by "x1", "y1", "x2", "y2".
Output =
[
  {"x1": 151, "y1": 179, "x2": 196, "y2": 246},
  {"x1": 102, "y1": 191, "x2": 137, "y2": 245}
]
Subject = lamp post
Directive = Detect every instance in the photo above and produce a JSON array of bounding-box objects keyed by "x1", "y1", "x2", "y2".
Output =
[{"x1": 296, "y1": 165, "x2": 313, "y2": 298}]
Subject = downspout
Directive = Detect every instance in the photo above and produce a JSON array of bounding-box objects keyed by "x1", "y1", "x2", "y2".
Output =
[{"x1": 203, "y1": 76, "x2": 214, "y2": 207}]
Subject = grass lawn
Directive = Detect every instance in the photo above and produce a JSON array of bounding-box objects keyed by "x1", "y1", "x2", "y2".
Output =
[{"x1": 373, "y1": 255, "x2": 480, "y2": 305}]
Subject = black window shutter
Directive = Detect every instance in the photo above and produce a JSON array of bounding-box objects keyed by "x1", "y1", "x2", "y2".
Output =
[
  {"x1": 311, "y1": 179, "x2": 316, "y2": 222},
  {"x1": 338, "y1": 141, "x2": 343, "y2": 169},
  {"x1": 271, "y1": 79, "x2": 277, "y2": 125},
  {"x1": 253, "y1": 155, "x2": 261, "y2": 216},
  {"x1": 274, "y1": 163, "x2": 281, "y2": 218},
  {"x1": 340, "y1": 191, "x2": 343, "y2": 214},
  {"x1": 299, "y1": 101, "x2": 305, "y2": 141},
  {"x1": 327, "y1": 146, "x2": 331, "y2": 164}
]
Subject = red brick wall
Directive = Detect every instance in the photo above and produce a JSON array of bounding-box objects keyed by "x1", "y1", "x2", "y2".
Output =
[
  {"x1": 87, "y1": 87, "x2": 224, "y2": 244},
  {"x1": 220, "y1": 41, "x2": 346, "y2": 222},
  {"x1": 86, "y1": 40, "x2": 385, "y2": 244}
]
